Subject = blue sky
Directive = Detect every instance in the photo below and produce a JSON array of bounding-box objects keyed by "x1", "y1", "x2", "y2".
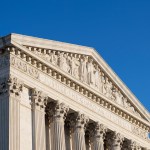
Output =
[{"x1": 0, "y1": 0, "x2": 150, "y2": 112}]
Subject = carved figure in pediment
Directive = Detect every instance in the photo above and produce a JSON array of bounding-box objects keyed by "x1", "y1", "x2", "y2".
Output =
[
  {"x1": 113, "y1": 88, "x2": 123, "y2": 105},
  {"x1": 58, "y1": 52, "x2": 70, "y2": 73},
  {"x1": 42, "y1": 50, "x2": 49, "y2": 61},
  {"x1": 103, "y1": 77, "x2": 113, "y2": 99},
  {"x1": 69, "y1": 55, "x2": 80, "y2": 78},
  {"x1": 35, "y1": 48, "x2": 42, "y2": 56},
  {"x1": 127, "y1": 102, "x2": 135, "y2": 113},
  {"x1": 135, "y1": 111, "x2": 141, "y2": 117},
  {"x1": 49, "y1": 51, "x2": 58, "y2": 66},
  {"x1": 122, "y1": 97, "x2": 129, "y2": 108},
  {"x1": 97, "y1": 71, "x2": 103, "y2": 93},
  {"x1": 41, "y1": 49, "x2": 46, "y2": 59},
  {"x1": 57, "y1": 51, "x2": 61, "y2": 67},
  {"x1": 79, "y1": 56, "x2": 88, "y2": 83},
  {"x1": 87, "y1": 58, "x2": 95, "y2": 85},
  {"x1": 94, "y1": 65, "x2": 102, "y2": 90},
  {"x1": 101, "y1": 73, "x2": 106, "y2": 94}
]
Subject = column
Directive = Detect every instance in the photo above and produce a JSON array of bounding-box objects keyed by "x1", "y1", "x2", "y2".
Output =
[
  {"x1": 31, "y1": 88, "x2": 48, "y2": 150},
  {"x1": 93, "y1": 122, "x2": 107, "y2": 150},
  {"x1": 47, "y1": 101, "x2": 69, "y2": 150},
  {"x1": 45, "y1": 117, "x2": 51, "y2": 150},
  {"x1": 128, "y1": 141, "x2": 141, "y2": 150},
  {"x1": 68, "y1": 112, "x2": 89, "y2": 150},
  {"x1": 0, "y1": 75, "x2": 23, "y2": 150},
  {"x1": 111, "y1": 132, "x2": 124, "y2": 150}
]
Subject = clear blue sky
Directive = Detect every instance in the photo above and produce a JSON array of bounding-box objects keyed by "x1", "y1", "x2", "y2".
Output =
[{"x1": 0, "y1": 0, "x2": 150, "y2": 112}]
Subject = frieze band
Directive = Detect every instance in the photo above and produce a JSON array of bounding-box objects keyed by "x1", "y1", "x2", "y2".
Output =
[
  {"x1": 24, "y1": 46, "x2": 142, "y2": 118},
  {"x1": 0, "y1": 47, "x2": 149, "y2": 136}
]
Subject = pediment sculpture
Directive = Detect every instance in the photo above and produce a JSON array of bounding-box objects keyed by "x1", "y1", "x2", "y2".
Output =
[{"x1": 24, "y1": 46, "x2": 142, "y2": 118}]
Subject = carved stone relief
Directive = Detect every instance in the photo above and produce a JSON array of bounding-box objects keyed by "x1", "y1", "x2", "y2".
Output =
[
  {"x1": 10, "y1": 55, "x2": 39, "y2": 79},
  {"x1": 31, "y1": 88, "x2": 48, "y2": 110},
  {"x1": 132, "y1": 125, "x2": 148, "y2": 140},
  {"x1": 0, "y1": 75, "x2": 24, "y2": 97},
  {"x1": 24, "y1": 46, "x2": 141, "y2": 118}
]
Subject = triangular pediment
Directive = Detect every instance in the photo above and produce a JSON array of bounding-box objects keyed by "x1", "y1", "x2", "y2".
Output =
[{"x1": 1, "y1": 33, "x2": 150, "y2": 124}]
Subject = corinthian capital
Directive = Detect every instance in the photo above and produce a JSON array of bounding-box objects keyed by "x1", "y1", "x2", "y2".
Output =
[
  {"x1": 0, "y1": 75, "x2": 24, "y2": 97},
  {"x1": 67, "y1": 112, "x2": 89, "y2": 131},
  {"x1": 129, "y1": 141, "x2": 141, "y2": 150},
  {"x1": 112, "y1": 132, "x2": 124, "y2": 149},
  {"x1": 46, "y1": 101, "x2": 69, "y2": 122},
  {"x1": 31, "y1": 88, "x2": 48, "y2": 109},
  {"x1": 94, "y1": 122, "x2": 107, "y2": 138},
  {"x1": 87, "y1": 122, "x2": 107, "y2": 144}
]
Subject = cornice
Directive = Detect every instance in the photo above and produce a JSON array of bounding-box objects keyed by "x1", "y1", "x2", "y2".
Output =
[
  {"x1": 7, "y1": 33, "x2": 150, "y2": 122},
  {"x1": 3, "y1": 45, "x2": 149, "y2": 134},
  {"x1": 0, "y1": 33, "x2": 149, "y2": 128}
]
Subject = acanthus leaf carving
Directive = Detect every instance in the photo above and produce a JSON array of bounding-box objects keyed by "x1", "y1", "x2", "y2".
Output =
[
  {"x1": 23, "y1": 46, "x2": 142, "y2": 118},
  {"x1": 88, "y1": 122, "x2": 107, "y2": 144},
  {"x1": 0, "y1": 75, "x2": 24, "y2": 97},
  {"x1": 129, "y1": 141, "x2": 141, "y2": 150},
  {"x1": 31, "y1": 88, "x2": 48, "y2": 110},
  {"x1": 46, "y1": 101, "x2": 69, "y2": 123},
  {"x1": 67, "y1": 111, "x2": 89, "y2": 132}
]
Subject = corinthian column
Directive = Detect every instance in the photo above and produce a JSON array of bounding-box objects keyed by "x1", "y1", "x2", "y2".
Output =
[
  {"x1": 31, "y1": 88, "x2": 48, "y2": 150},
  {"x1": 68, "y1": 112, "x2": 89, "y2": 150},
  {"x1": 93, "y1": 122, "x2": 107, "y2": 150},
  {"x1": 47, "y1": 101, "x2": 69, "y2": 150},
  {"x1": 111, "y1": 132, "x2": 124, "y2": 150},
  {"x1": 0, "y1": 75, "x2": 23, "y2": 150},
  {"x1": 128, "y1": 141, "x2": 141, "y2": 150}
]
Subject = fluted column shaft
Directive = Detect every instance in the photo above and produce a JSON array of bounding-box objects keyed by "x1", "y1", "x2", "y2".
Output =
[
  {"x1": 47, "y1": 101, "x2": 69, "y2": 150},
  {"x1": 31, "y1": 89, "x2": 48, "y2": 150},
  {"x1": 74, "y1": 124, "x2": 86, "y2": 150},
  {"x1": 68, "y1": 112, "x2": 89, "y2": 150},
  {"x1": 0, "y1": 76, "x2": 23, "y2": 150},
  {"x1": 93, "y1": 123, "x2": 107, "y2": 150}
]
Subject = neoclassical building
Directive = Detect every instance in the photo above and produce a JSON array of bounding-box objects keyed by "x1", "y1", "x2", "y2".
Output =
[{"x1": 0, "y1": 33, "x2": 150, "y2": 150}]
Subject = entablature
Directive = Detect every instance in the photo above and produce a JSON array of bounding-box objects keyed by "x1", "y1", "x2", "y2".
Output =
[
  {"x1": 0, "y1": 33, "x2": 150, "y2": 133},
  {"x1": 0, "y1": 44, "x2": 150, "y2": 133}
]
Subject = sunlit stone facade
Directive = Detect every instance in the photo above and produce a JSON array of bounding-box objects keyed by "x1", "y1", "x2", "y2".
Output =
[{"x1": 0, "y1": 33, "x2": 150, "y2": 150}]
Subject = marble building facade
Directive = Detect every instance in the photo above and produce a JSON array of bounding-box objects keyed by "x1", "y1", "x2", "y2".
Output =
[{"x1": 0, "y1": 33, "x2": 150, "y2": 150}]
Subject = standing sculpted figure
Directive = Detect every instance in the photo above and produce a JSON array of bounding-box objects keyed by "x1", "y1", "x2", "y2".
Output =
[
  {"x1": 104, "y1": 77, "x2": 113, "y2": 99},
  {"x1": 49, "y1": 51, "x2": 58, "y2": 66},
  {"x1": 57, "y1": 51, "x2": 62, "y2": 67},
  {"x1": 44, "y1": 50, "x2": 50, "y2": 61},
  {"x1": 63, "y1": 53, "x2": 70, "y2": 73},
  {"x1": 97, "y1": 70, "x2": 103, "y2": 93},
  {"x1": 112, "y1": 88, "x2": 123, "y2": 105},
  {"x1": 87, "y1": 59, "x2": 95, "y2": 85},
  {"x1": 101, "y1": 73, "x2": 106, "y2": 94},
  {"x1": 41, "y1": 49, "x2": 47, "y2": 59},
  {"x1": 69, "y1": 55, "x2": 80, "y2": 78},
  {"x1": 94, "y1": 65, "x2": 101, "y2": 90},
  {"x1": 35, "y1": 48, "x2": 42, "y2": 56},
  {"x1": 79, "y1": 56, "x2": 88, "y2": 83},
  {"x1": 122, "y1": 97, "x2": 129, "y2": 108},
  {"x1": 58, "y1": 52, "x2": 70, "y2": 73}
]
